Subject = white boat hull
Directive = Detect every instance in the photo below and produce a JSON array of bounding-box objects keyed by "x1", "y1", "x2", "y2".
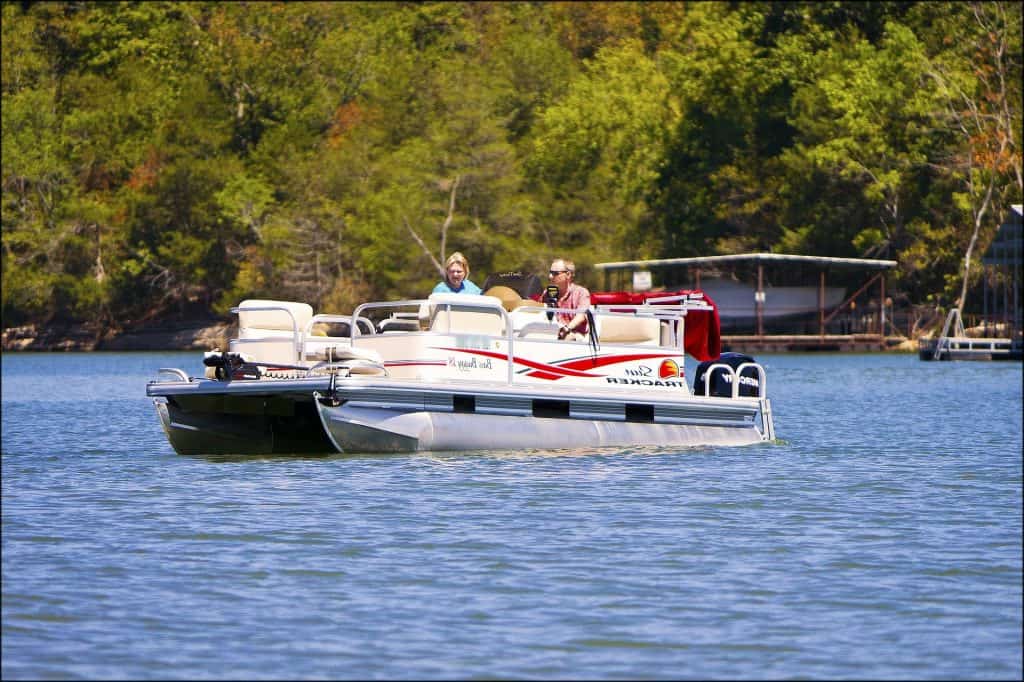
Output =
[
  {"x1": 317, "y1": 406, "x2": 769, "y2": 452},
  {"x1": 313, "y1": 376, "x2": 772, "y2": 453}
]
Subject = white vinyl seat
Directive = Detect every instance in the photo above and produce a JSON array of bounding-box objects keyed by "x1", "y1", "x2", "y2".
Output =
[
  {"x1": 596, "y1": 315, "x2": 661, "y2": 346},
  {"x1": 508, "y1": 306, "x2": 554, "y2": 337},
  {"x1": 427, "y1": 293, "x2": 506, "y2": 336},
  {"x1": 229, "y1": 299, "x2": 313, "y2": 364}
]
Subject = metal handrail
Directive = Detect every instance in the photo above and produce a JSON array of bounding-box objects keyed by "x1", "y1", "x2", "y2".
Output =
[
  {"x1": 306, "y1": 313, "x2": 375, "y2": 337},
  {"x1": 701, "y1": 363, "x2": 734, "y2": 397},
  {"x1": 735, "y1": 362, "x2": 767, "y2": 398},
  {"x1": 302, "y1": 313, "x2": 376, "y2": 361},
  {"x1": 156, "y1": 368, "x2": 190, "y2": 382},
  {"x1": 700, "y1": 362, "x2": 767, "y2": 399},
  {"x1": 352, "y1": 298, "x2": 518, "y2": 383},
  {"x1": 230, "y1": 304, "x2": 302, "y2": 361},
  {"x1": 350, "y1": 297, "x2": 698, "y2": 387}
]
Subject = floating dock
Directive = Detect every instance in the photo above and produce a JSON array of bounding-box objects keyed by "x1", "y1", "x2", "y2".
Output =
[
  {"x1": 918, "y1": 335, "x2": 1022, "y2": 361},
  {"x1": 917, "y1": 308, "x2": 1023, "y2": 361}
]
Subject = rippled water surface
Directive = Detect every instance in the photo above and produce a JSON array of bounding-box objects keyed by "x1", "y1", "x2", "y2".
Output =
[{"x1": 2, "y1": 351, "x2": 1021, "y2": 679}]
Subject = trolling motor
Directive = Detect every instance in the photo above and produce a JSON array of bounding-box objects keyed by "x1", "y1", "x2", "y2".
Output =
[
  {"x1": 543, "y1": 285, "x2": 559, "y2": 321},
  {"x1": 202, "y1": 351, "x2": 258, "y2": 381}
]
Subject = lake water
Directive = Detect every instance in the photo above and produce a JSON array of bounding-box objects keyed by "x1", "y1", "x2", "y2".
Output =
[{"x1": 2, "y1": 351, "x2": 1021, "y2": 680}]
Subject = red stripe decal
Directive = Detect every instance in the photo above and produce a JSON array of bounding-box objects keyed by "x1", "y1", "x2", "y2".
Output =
[{"x1": 434, "y1": 347, "x2": 684, "y2": 381}]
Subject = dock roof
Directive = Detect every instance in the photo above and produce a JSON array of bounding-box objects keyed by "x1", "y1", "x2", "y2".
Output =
[{"x1": 594, "y1": 252, "x2": 898, "y2": 271}]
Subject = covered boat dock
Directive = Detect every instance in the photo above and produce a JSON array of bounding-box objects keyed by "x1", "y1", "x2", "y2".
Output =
[{"x1": 594, "y1": 253, "x2": 898, "y2": 352}]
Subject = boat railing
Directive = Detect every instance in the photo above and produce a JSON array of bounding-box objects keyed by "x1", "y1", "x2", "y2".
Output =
[
  {"x1": 156, "y1": 367, "x2": 191, "y2": 382},
  {"x1": 593, "y1": 296, "x2": 711, "y2": 348},
  {"x1": 350, "y1": 295, "x2": 707, "y2": 386},
  {"x1": 222, "y1": 295, "x2": 706, "y2": 369},
  {"x1": 217, "y1": 296, "x2": 767, "y2": 400},
  {"x1": 302, "y1": 313, "x2": 375, "y2": 361},
  {"x1": 230, "y1": 301, "x2": 308, "y2": 364},
  {"x1": 306, "y1": 313, "x2": 375, "y2": 336},
  {"x1": 642, "y1": 292, "x2": 715, "y2": 309},
  {"x1": 350, "y1": 297, "x2": 699, "y2": 341},
  {"x1": 698, "y1": 362, "x2": 768, "y2": 399},
  {"x1": 351, "y1": 297, "x2": 518, "y2": 382},
  {"x1": 227, "y1": 301, "x2": 375, "y2": 365}
]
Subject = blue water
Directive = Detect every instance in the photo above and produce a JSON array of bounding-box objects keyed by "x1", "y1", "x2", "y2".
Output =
[{"x1": 2, "y1": 351, "x2": 1021, "y2": 680}]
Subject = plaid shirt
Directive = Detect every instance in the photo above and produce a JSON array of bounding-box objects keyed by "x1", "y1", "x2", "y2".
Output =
[{"x1": 557, "y1": 283, "x2": 591, "y2": 334}]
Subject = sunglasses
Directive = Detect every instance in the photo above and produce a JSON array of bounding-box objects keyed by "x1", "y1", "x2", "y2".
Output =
[{"x1": 549, "y1": 270, "x2": 568, "y2": 276}]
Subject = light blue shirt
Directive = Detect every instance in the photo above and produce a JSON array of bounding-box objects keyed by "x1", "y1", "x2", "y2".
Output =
[{"x1": 432, "y1": 279, "x2": 482, "y2": 295}]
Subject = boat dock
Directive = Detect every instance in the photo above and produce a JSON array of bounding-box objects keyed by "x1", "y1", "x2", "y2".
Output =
[
  {"x1": 917, "y1": 306, "x2": 1023, "y2": 360},
  {"x1": 918, "y1": 205, "x2": 1022, "y2": 362},
  {"x1": 722, "y1": 334, "x2": 899, "y2": 353},
  {"x1": 594, "y1": 252, "x2": 904, "y2": 353},
  {"x1": 917, "y1": 335, "x2": 1022, "y2": 361}
]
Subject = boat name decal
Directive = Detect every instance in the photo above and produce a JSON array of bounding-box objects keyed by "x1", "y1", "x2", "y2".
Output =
[
  {"x1": 434, "y1": 347, "x2": 603, "y2": 378},
  {"x1": 606, "y1": 377, "x2": 687, "y2": 388},
  {"x1": 448, "y1": 355, "x2": 494, "y2": 372}
]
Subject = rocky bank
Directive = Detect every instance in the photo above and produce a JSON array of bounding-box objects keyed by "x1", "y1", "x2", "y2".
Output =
[{"x1": 2, "y1": 319, "x2": 234, "y2": 352}]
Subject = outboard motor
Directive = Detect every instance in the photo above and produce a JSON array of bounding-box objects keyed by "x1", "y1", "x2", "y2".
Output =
[{"x1": 694, "y1": 352, "x2": 760, "y2": 397}]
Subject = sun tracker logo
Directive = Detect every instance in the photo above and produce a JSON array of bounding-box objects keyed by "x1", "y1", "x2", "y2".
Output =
[{"x1": 659, "y1": 359, "x2": 679, "y2": 379}]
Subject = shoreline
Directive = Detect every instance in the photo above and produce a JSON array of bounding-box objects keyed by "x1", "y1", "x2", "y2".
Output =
[{"x1": 2, "y1": 320, "x2": 233, "y2": 352}]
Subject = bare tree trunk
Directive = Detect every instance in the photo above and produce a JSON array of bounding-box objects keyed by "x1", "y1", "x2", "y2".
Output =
[
  {"x1": 956, "y1": 151, "x2": 997, "y2": 311},
  {"x1": 439, "y1": 175, "x2": 460, "y2": 266},
  {"x1": 93, "y1": 222, "x2": 105, "y2": 283},
  {"x1": 404, "y1": 175, "x2": 462, "y2": 277},
  {"x1": 404, "y1": 216, "x2": 445, "y2": 276}
]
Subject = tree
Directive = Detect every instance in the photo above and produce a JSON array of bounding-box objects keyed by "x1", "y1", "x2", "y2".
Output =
[
  {"x1": 645, "y1": 3, "x2": 797, "y2": 258},
  {"x1": 924, "y1": 1, "x2": 1023, "y2": 311},
  {"x1": 782, "y1": 21, "x2": 939, "y2": 261},
  {"x1": 528, "y1": 39, "x2": 678, "y2": 264},
  {"x1": 2, "y1": 1, "x2": 1019, "y2": 333}
]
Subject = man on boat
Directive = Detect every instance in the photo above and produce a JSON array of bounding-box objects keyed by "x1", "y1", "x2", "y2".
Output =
[
  {"x1": 547, "y1": 258, "x2": 591, "y2": 340},
  {"x1": 433, "y1": 251, "x2": 482, "y2": 295}
]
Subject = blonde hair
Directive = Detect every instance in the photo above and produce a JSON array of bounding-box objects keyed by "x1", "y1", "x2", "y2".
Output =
[{"x1": 445, "y1": 251, "x2": 470, "y2": 276}]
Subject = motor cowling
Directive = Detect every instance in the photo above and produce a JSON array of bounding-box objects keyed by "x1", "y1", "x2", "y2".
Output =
[{"x1": 694, "y1": 352, "x2": 761, "y2": 397}]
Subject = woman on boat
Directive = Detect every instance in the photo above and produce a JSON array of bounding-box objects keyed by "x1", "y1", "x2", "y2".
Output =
[
  {"x1": 433, "y1": 252, "x2": 482, "y2": 295},
  {"x1": 547, "y1": 258, "x2": 591, "y2": 340}
]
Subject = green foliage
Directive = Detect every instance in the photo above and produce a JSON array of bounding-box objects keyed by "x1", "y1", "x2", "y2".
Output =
[{"x1": 1, "y1": 1, "x2": 1019, "y2": 331}]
